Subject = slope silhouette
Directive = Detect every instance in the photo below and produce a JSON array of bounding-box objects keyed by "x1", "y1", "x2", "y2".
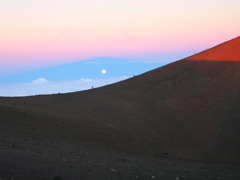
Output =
[{"x1": 0, "y1": 36, "x2": 240, "y2": 179}]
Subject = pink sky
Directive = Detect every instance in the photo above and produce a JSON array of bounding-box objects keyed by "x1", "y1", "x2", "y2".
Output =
[{"x1": 0, "y1": 0, "x2": 239, "y2": 75}]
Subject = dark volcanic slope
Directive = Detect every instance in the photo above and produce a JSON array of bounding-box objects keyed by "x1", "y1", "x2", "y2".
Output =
[{"x1": 0, "y1": 37, "x2": 240, "y2": 179}]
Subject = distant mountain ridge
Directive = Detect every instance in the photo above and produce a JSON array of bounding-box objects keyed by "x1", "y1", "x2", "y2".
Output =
[{"x1": 0, "y1": 57, "x2": 167, "y2": 83}]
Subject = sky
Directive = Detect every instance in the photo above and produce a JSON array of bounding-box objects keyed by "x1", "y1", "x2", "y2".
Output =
[{"x1": 0, "y1": 0, "x2": 240, "y2": 96}]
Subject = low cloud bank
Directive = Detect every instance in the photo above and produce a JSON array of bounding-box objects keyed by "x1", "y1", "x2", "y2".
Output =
[
  {"x1": 0, "y1": 76, "x2": 129, "y2": 97},
  {"x1": 32, "y1": 78, "x2": 49, "y2": 85}
]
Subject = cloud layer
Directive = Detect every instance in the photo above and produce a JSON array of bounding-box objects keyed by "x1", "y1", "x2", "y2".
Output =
[{"x1": 0, "y1": 76, "x2": 129, "y2": 97}]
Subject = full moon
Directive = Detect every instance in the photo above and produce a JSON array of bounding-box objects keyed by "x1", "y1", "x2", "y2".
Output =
[{"x1": 101, "y1": 69, "x2": 107, "y2": 74}]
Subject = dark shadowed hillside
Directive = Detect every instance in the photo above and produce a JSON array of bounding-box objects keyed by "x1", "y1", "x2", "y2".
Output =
[{"x1": 0, "y1": 36, "x2": 240, "y2": 179}]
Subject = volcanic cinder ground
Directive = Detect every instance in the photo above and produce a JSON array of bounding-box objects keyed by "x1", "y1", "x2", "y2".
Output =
[{"x1": 0, "y1": 36, "x2": 240, "y2": 180}]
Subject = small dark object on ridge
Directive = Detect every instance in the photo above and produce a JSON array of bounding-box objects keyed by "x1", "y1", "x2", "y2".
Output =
[
  {"x1": 54, "y1": 175, "x2": 63, "y2": 180},
  {"x1": 122, "y1": 158, "x2": 127, "y2": 162}
]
